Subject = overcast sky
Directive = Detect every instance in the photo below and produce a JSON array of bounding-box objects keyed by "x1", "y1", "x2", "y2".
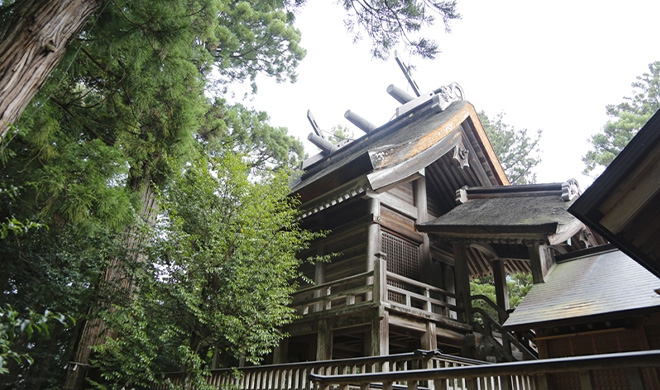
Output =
[{"x1": 232, "y1": 0, "x2": 660, "y2": 188}]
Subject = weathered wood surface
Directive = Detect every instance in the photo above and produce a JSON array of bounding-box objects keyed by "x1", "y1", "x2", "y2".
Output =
[{"x1": 0, "y1": 0, "x2": 103, "y2": 137}]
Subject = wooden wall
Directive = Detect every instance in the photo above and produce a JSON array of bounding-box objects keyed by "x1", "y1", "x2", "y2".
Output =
[{"x1": 536, "y1": 314, "x2": 660, "y2": 389}]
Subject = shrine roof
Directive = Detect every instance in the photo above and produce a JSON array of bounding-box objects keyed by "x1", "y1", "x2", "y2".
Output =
[{"x1": 289, "y1": 99, "x2": 507, "y2": 208}]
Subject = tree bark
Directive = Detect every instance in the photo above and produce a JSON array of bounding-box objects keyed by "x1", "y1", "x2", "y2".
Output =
[
  {"x1": 63, "y1": 178, "x2": 158, "y2": 390},
  {"x1": 0, "y1": 0, "x2": 103, "y2": 137}
]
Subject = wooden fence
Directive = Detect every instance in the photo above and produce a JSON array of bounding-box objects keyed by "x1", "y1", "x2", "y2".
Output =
[
  {"x1": 155, "y1": 350, "x2": 516, "y2": 390},
  {"x1": 311, "y1": 349, "x2": 660, "y2": 390}
]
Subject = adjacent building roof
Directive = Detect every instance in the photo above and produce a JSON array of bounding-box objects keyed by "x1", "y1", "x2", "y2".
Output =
[
  {"x1": 504, "y1": 247, "x2": 660, "y2": 331},
  {"x1": 569, "y1": 108, "x2": 660, "y2": 278},
  {"x1": 417, "y1": 182, "x2": 583, "y2": 245}
]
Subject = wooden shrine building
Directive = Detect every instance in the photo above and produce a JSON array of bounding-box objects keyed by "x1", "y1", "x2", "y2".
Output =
[
  {"x1": 277, "y1": 78, "x2": 602, "y2": 364},
  {"x1": 160, "y1": 65, "x2": 660, "y2": 390}
]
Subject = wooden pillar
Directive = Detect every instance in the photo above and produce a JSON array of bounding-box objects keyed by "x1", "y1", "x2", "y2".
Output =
[
  {"x1": 374, "y1": 253, "x2": 387, "y2": 304},
  {"x1": 452, "y1": 242, "x2": 471, "y2": 324},
  {"x1": 529, "y1": 242, "x2": 553, "y2": 284},
  {"x1": 314, "y1": 259, "x2": 326, "y2": 312},
  {"x1": 491, "y1": 259, "x2": 510, "y2": 322},
  {"x1": 492, "y1": 259, "x2": 512, "y2": 360},
  {"x1": 370, "y1": 308, "x2": 389, "y2": 356},
  {"x1": 421, "y1": 322, "x2": 437, "y2": 351},
  {"x1": 371, "y1": 255, "x2": 389, "y2": 356},
  {"x1": 316, "y1": 319, "x2": 332, "y2": 361},
  {"x1": 444, "y1": 264, "x2": 457, "y2": 320},
  {"x1": 366, "y1": 196, "x2": 381, "y2": 303},
  {"x1": 366, "y1": 195, "x2": 381, "y2": 272},
  {"x1": 414, "y1": 178, "x2": 433, "y2": 285}
]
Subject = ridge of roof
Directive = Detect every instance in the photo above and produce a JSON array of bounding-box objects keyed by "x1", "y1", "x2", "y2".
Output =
[
  {"x1": 299, "y1": 99, "x2": 466, "y2": 179},
  {"x1": 455, "y1": 179, "x2": 580, "y2": 203}
]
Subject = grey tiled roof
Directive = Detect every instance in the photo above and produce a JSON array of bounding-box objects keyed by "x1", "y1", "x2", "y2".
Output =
[
  {"x1": 504, "y1": 248, "x2": 660, "y2": 330},
  {"x1": 418, "y1": 194, "x2": 577, "y2": 235}
]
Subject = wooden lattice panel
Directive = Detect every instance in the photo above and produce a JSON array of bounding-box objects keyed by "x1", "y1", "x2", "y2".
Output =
[
  {"x1": 548, "y1": 372, "x2": 581, "y2": 390},
  {"x1": 382, "y1": 231, "x2": 420, "y2": 303},
  {"x1": 592, "y1": 369, "x2": 632, "y2": 390}
]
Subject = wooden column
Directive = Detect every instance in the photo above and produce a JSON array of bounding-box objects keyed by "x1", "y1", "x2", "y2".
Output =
[
  {"x1": 314, "y1": 257, "x2": 326, "y2": 312},
  {"x1": 414, "y1": 178, "x2": 433, "y2": 285},
  {"x1": 370, "y1": 308, "x2": 389, "y2": 356},
  {"x1": 374, "y1": 253, "x2": 387, "y2": 304},
  {"x1": 421, "y1": 322, "x2": 437, "y2": 350},
  {"x1": 492, "y1": 259, "x2": 510, "y2": 323},
  {"x1": 529, "y1": 242, "x2": 551, "y2": 284},
  {"x1": 492, "y1": 258, "x2": 512, "y2": 360},
  {"x1": 452, "y1": 242, "x2": 471, "y2": 324},
  {"x1": 443, "y1": 264, "x2": 457, "y2": 320},
  {"x1": 316, "y1": 319, "x2": 332, "y2": 361},
  {"x1": 366, "y1": 195, "x2": 381, "y2": 273},
  {"x1": 366, "y1": 196, "x2": 381, "y2": 303},
  {"x1": 371, "y1": 255, "x2": 389, "y2": 356}
]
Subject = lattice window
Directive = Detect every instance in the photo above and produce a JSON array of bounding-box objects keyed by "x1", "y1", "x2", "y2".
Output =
[
  {"x1": 381, "y1": 231, "x2": 420, "y2": 303},
  {"x1": 382, "y1": 231, "x2": 419, "y2": 278}
]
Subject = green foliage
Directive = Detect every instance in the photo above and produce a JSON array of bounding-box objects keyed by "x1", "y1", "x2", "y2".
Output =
[
  {"x1": 2, "y1": 0, "x2": 308, "y2": 382},
  {"x1": 470, "y1": 273, "x2": 533, "y2": 321},
  {"x1": 327, "y1": 124, "x2": 356, "y2": 146},
  {"x1": 478, "y1": 111, "x2": 542, "y2": 185},
  {"x1": 211, "y1": 1, "x2": 306, "y2": 91},
  {"x1": 92, "y1": 153, "x2": 322, "y2": 388},
  {"x1": 583, "y1": 61, "x2": 660, "y2": 175},
  {"x1": 0, "y1": 225, "x2": 124, "y2": 388},
  {"x1": 0, "y1": 184, "x2": 44, "y2": 239},
  {"x1": 1, "y1": 0, "x2": 458, "y2": 386},
  {"x1": 198, "y1": 99, "x2": 304, "y2": 170},
  {"x1": 507, "y1": 273, "x2": 533, "y2": 308},
  {"x1": 341, "y1": 0, "x2": 460, "y2": 59},
  {"x1": 0, "y1": 305, "x2": 71, "y2": 375}
]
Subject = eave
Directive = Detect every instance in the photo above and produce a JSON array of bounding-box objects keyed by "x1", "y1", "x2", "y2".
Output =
[{"x1": 569, "y1": 108, "x2": 660, "y2": 278}]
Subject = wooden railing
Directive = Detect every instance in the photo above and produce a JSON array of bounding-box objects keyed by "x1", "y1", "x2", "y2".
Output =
[
  {"x1": 291, "y1": 271, "x2": 375, "y2": 315},
  {"x1": 470, "y1": 295, "x2": 537, "y2": 361},
  {"x1": 290, "y1": 258, "x2": 464, "y2": 323},
  {"x1": 155, "y1": 350, "x2": 490, "y2": 390},
  {"x1": 311, "y1": 350, "x2": 660, "y2": 390},
  {"x1": 386, "y1": 272, "x2": 459, "y2": 318}
]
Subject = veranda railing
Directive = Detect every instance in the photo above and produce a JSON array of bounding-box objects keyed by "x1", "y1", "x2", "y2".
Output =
[{"x1": 290, "y1": 258, "x2": 464, "y2": 322}]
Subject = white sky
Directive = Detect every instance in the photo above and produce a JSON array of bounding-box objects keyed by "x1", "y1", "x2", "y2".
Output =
[{"x1": 234, "y1": 0, "x2": 660, "y2": 188}]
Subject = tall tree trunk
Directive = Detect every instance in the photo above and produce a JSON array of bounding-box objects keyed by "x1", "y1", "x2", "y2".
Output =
[
  {"x1": 0, "y1": 0, "x2": 103, "y2": 137},
  {"x1": 64, "y1": 178, "x2": 158, "y2": 390}
]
